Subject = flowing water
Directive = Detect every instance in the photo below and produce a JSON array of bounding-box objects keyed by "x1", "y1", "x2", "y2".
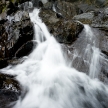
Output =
[
  {"x1": 68, "y1": 24, "x2": 102, "y2": 78},
  {"x1": 1, "y1": 9, "x2": 108, "y2": 108}
]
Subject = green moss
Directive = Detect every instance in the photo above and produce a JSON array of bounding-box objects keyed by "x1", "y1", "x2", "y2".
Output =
[{"x1": 2, "y1": 6, "x2": 7, "y2": 13}]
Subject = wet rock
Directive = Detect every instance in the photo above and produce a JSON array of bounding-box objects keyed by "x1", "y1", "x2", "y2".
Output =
[
  {"x1": 54, "y1": 20, "x2": 84, "y2": 44},
  {"x1": 31, "y1": 0, "x2": 44, "y2": 7},
  {"x1": 43, "y1": 0, "x2": 82, "y2": 19},
  {"x1": 18, "y1": 1, "x2": 33, "y2": 11},
  {"x1": 15, "y1": 41, "x2": 37, "y2": 58},
  {"x1": 73, "y1": 8, "x2": 108, "y2": 31},
  {"x1": 39, "y1": 9, "x2": 84, "y2": 44},
  {"x1": 91, "y1": 8, "x2": 108, "y2": 30},
  {"x1": 0, "y1": 90, "x2": 19, "y2": 108},
  {"x1": 0, "y1": 73, "x2": 21, "y2": 108},
  {"x1": 0, "y1": 8, "x2": 34, "y2": 70},
  {"x1": 0, "y1": 10, "x2": 33, "y2": 59},
  {"x1": 73, "y1": 12, "x2": 94, "y2": 24},
  {"x1": 10, "y1": 23, "x2": 33, "y2": 57},
  {"x1": 0, "y1": 73, "x2": 21, "y2": 92}
]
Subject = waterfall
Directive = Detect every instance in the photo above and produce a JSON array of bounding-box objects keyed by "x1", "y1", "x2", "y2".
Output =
[
  {"x1": 68, "y1": 24, "x2": 106, "y2": 79},
  {"x1": 1, "y1": 9, "x2": 108, "y2": 108},
  {"x1": 84, "y1": 25, "x2": 101, "y2": 78}
]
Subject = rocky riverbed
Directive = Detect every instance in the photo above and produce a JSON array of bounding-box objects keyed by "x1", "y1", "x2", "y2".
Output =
[{"x1": 0, "y1": 0, "x2": 108, "y2": 107}]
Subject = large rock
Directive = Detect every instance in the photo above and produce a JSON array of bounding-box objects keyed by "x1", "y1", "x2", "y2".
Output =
[
  {"x1": 0, "y1": 10, "x2": 33, "y2": 59},
  {"x1": 0, "y1": 0, "x2": 36, "y2": 70},
  {"x1": 0, "y1": 9, "x2": 34, "y2": 69},
  {"x1": 39, "y1": 9, "x2": 84, "y2": 44},
  {"x1": 0, "y1": 73, "x2": 21, "y2": 108}
]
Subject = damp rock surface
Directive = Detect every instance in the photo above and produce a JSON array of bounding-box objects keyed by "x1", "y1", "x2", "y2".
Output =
[
  {"x1": 0, "y1": 73, "x2": 21, "y2": 108},
  {"x1": 39, "y1": 9, "x2": 84, "y2": 44}
]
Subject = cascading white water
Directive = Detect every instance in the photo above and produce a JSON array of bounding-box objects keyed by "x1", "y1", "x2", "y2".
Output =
[
  {"x1": 84, "y1": 25, "x2": 101, "y2": 78},
  {"x1": 1, "y1": 9, "x2": 108, "y2": 108},
  {"x1": 89, "y1": 47, "x2": 101, "y2": 78},
  {"x1": 68, "y1": 24, "x2": 105, "y2": 79}
]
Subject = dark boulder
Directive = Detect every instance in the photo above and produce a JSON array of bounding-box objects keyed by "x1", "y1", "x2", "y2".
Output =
[
  {"x1": 0, "y1": 10, "x2": 34, "y2": 59},
  {"x1": 53, "y1": 20, "x2": 84, "y2": 44},
  {"x1": 0, "y1": 73, "x2": 21, "y2": 108},
  {"x1": 39, "y1": 9, "x2": 84, "y2": 44},
  {"x1": 0, "y1": 8, "x2": 34, "y2": 69},
  {"x1": 15, "y1": 41, "x2": 37, "y2": 58}
]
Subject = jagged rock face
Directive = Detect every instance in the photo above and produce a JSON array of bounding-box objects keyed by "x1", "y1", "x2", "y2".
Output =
[
  {"x1": 39, "y1": 9, "x2": 84, "y2": 44},
  {"x1": 0, "y1": 9, "x2": 34, "y2": 69},
  {"x1": 0, "y1": 11, "x2": 33, "y2": 59}
]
